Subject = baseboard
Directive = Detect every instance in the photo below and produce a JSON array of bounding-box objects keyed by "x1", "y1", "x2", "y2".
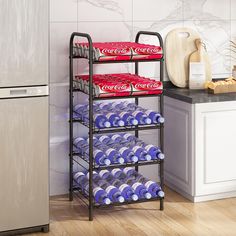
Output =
[
  {"x1": 166, "y1": 181, "x2": 236, "y2": 202},
  {"x1": 0, "y1": 224, "x2": 49, "y2": 236}
]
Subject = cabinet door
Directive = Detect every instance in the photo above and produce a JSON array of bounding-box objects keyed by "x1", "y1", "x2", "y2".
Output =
[
  {"x1": 0, "y1": 0, "x2": 48, "y2": 87},
  {"x1": 164, "y1": 97, "x2": 194, "y2": 196},
  {"x1": 195, "y1": 101, "x2": 236, "y2": 196},
  {"x1": 0, "y1": 97, "x2": 49, "y2": 231}
]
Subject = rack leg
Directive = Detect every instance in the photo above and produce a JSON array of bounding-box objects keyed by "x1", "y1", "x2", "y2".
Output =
[
  {"x1": 89, "y1": 205, "x2": 93, "y2": 221},
  {"x1": 160, "y1": 198, "x2": 164, "y2": 211}
]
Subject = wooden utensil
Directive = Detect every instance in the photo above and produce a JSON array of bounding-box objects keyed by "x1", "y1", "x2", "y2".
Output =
[{"x1": 189, "y1": 38, "x2": 212, "y2": 88}]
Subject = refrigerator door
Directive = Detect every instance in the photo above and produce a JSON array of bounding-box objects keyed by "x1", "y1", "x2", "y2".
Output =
[
  {"x1": 0, "y1": 0, "x2": 48, "y2": 87},
  {"x1": 0, "y1": 96, "x2": 49, "y2": 232}
]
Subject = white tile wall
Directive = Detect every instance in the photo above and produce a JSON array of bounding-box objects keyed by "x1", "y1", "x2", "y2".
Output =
[{"x1": 50, "y1": 0, "x2": 236, "y2": 195}]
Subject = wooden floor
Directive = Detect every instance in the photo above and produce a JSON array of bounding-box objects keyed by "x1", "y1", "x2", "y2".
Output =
[{"x1": 27, "y1": 187, "x2": 236, "y2": 236}]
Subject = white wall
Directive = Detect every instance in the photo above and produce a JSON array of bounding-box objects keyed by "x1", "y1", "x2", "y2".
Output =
[{"x1": 49, "y1": 0, "x2": 236, "y2": 195}]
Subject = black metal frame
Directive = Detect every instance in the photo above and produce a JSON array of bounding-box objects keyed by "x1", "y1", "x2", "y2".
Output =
[{"x1": 69, "y1": 31, "x2": 164, "y2": 221}]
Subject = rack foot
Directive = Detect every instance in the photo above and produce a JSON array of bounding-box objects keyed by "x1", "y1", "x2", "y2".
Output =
[
  {"x1": 69, "y1": 192, "x2": 73, "y2": 201},
  {"x1": 160, "y1": 198, "x2": 164, "y2": 211}
]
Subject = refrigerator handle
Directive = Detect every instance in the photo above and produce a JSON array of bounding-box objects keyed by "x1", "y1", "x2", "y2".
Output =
[{"x1": 0, "y1": 86, "x2": 49, "y2": 99}]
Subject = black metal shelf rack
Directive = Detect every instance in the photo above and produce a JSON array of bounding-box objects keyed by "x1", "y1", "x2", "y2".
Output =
[{"x1": 69, "y1": 31, "x2": 164, "y2": 221}]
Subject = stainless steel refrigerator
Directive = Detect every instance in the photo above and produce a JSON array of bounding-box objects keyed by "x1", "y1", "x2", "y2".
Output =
[{"x1": 0, "y1": 0, "x2": 49, "y2": 234}]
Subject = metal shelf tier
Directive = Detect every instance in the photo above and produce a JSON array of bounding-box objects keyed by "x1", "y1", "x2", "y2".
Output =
[
  {"x1": 69, "y1": 30, "x2": 165, "y2": 221},
  {"x1": 72, "y1": 87, "x2": 163, "y2": 100},
  {"x1": 72, "y1": 118, "x2": 162, "y2": 134},
  {"x1": 72, "y1": 153, "x2": 162, "y2": 170},
  {"x1": 72, "y1": 186, "x2": 164, "y2": 209}
]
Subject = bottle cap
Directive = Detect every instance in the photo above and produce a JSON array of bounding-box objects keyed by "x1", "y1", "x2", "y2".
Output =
[
  {"x1": 145, "y1": 154, "x2": 152, "y2": 161},
  {"x1": 132, "y1": 156, "x2": 139, "y2": 163},
  {"x1": 104, "y1": 121, "x2": 111, "y2": 128},
  {"x1": 158, "y1": 153, "x2": 165, "y2": 160},
  {"x1": 132, "y1": 194, "x2": 138, "y2": 201},
  {"x1": 158, "y1": 191, "x2": 165, "y2": 198},
  {"x1": 158, "y1": 117, "x2": 165, "y2": 123},
  {"x1": 118, "y1": 196, "x2": 125, "y2": 203},
  {"x1": 118, "y1": 120, "x2": 125, "y2": 127},
  {"x1": 145, "y1": 192, "x2": 152, "y2": 199},
  {"x1": 146, "y1": 118, "x2": 152, "y2": 125},
  {"x1": 104, "y1": 158, "x2": 111, "y2": 166},
  {"x1": 118, "y1": 157, "x2": 125, "y2": 164},
  {"x1": 132, "y1": 119, "x2": 138, "y2": 126},
  {"x1": 104, "y1": 198, "x2": 111, "y2": 205}
]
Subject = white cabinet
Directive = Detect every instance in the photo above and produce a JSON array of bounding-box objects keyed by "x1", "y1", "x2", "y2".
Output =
[{"x1": 164, "y1": 96, "x2": 236, "y2": 202}]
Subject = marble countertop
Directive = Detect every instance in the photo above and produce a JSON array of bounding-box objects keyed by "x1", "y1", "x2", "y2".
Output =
[{"x1": 164, "y1": 82, "x2": 236, "y2": 104}]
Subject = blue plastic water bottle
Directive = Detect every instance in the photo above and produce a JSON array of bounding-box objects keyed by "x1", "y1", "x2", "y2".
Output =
[
  {"x1": 131, "y1": 145, "x2": 152, "y2": 161},
  {"x1": 131, "y1": 110, "x2": 152, "y2": 125},
  {"x1": 73, "y1": 172, "x2": 111, "y2": 205},
  {"x1": 118, "y1": 147, "x2": 138, "y2": 163},
  {"x1": 111, "y1": 168, "x2": 126, "y2": 179},
  {"x1": 73, "y1": 104, "x2": 88, "y2": 119},
  {"x1": 109, "y1": 178, "x2": 138, "y2": 201},
  {"x1": 84, "y1": 147, "x2": 111, "y2": 166},
  {"x1": 118, "y1": 111, "x2": 139, "y2": 126},
  {"x1": 145, "y1": 110, "x2": 165, "y2": 124},
  {"x1": 126, "y1": 179, "x2": 152, "y2": 200},
  {"x1": 105, "y1": 112, "x2": 125, "y2": 127},
  {"x1": 143, "y1": 144, "x2": 165, "y2": 160},
  {"x1": 123, "y1": 167, "x2": 136, "y2": 177}
]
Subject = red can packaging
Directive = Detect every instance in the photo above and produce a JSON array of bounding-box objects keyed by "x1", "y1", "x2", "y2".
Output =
[
  {"x1": 131, "y1": 43, "x2": 163, "y2": 60},
  {"x1": 130, "y1": 79, "x2": 163, "y2": 95},
  {"x1": 94, "y1": 81, "x2": 131, "y2": 97}
]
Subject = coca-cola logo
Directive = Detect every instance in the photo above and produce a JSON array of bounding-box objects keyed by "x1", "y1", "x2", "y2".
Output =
[
  {"x1": 101, "y1": 84, "x2": 129, "y2": 92},
  {"x1": 134, "y1": 82, "x2": 162, "y2": 90},
  {"x1": 134, "y1": 47, "x2": 161, "y2": 55},
  {"x1": 101, "y1": 48, "x2": 129, "y2": 55}
]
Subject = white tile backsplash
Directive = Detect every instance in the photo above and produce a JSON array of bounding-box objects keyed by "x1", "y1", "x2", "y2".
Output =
[
  {"x1": 183, "y1": 0, "x2": 231, "y2": 20},
  {"x1": 77, "y1": 0, "x2": 132, "y2": 22},
  {"x1": 133, "y1": 0, "x2": 183, "y2": 21},
  {"x1": 49, "y1": 0, "x2": 235, "y2": 195},
  {"x1": 50, "y1": 0, "x2": 78, "y2": 22},
  {"x1": 232, "y1": 0, "x2": 236, "y2": 20}
]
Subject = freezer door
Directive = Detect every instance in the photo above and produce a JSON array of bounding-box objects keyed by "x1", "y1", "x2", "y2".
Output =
[
  {"x1": 0, "y1": 97, "x2": 49, "y2": 232},
  {"x1": 0, "y1": 0, "x2": 48, "y2": 87}
]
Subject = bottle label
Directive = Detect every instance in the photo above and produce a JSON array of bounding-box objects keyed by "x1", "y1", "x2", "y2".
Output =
[
  {"x1": 145, "y1": 110, "x2": 154, "y2": 116},
  {"x1": 93, "y1": 149, "x2": 102, "y2": 157},
  {"x1": 99, "y1": 103, "x2": 109, "y2": 109},
  {"x1": 106, "y1": 113, "x2": 114, "y2": 119},
  {"x1": 189, "y1": 62, "x2": 206, "y2": 89},
  {"x1": 119, "y1": 111, "x2": 127, "y2": 118},
  {"x1": 93, "y1": 114, "x2": 102, "y2": 120},
  {"x1": 106, "y1": 148, "x2": 115, "y2": 156},
  {"x1": 99, "y1": 170, "x2": 109, "y2": 178},
  {"x1": 145, "y1": 144, "x2": 155, "y2": 152},
  {"x1": 132, "y1": 110, "x2": 141, "y2": 116},
  {"x1": 132, "y1": 145, "x2": 141, "y2": 153},
  {"x1": 111, "y1": 168, "x2": 121, "y2": 176},
  {"x1": 86, "y1": 171, "x2": 97, "y2": 179},
  {"x1": 74, "y1": 172, "x2": 85, "y2": 179},
  {"x1": 105, "y1": 185, "x2": 116, "y2": 194},
  {"x1": 111, "y1": 134, "x2": 121, "y2": 141},
  {"x1": 93, "y1": 186, "x2": 103, "y2": 196},
  {"x1": 119, "y1": 147, "x2": 129, "y2": 154},
  {"x1": 132, "y1": 182, "x2": 142, "y2": 190},
  {"x1": 123, "y1": 167, "x2": 134, "y2": 175},
  {"x1": 74, "y1": 137, "x2": 84, "y2": 143},
  {"x1": 99, "y1": 135, "x2": 109, "y2": 143},
  {"x1": 119, "y1": 184, "x2": 129, "y2": 192},
  {"x1": 123, "y1": 133, "x2": 133, "y2": 140},
  {"x1": 145, "y1": 180, "x2": 155, "y2": 189}
]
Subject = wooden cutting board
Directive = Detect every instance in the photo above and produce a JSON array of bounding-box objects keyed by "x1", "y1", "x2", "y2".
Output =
[
  {"x1": 165, "y1": 28, "x2": 203, "y2": 88},
  {"x1": 189, "y1": 38, "x2": 212, "y2": 87}
]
